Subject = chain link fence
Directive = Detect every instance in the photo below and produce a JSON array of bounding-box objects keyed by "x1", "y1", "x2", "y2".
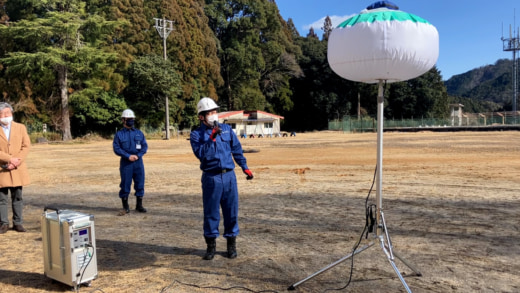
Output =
[{"x1": 329, "y1": 113, "x2": 520, "y2": 132}]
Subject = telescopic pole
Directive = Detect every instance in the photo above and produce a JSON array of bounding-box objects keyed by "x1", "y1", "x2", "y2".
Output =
[{"x1": 376, "y1": 80, "x2": 384, "y2": 238}]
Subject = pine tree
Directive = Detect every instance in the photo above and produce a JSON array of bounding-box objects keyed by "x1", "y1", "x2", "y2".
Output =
[{"x1": 0, "y1": 1, "x2": 122, "y2": 140}]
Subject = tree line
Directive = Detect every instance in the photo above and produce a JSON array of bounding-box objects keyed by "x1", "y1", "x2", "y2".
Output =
[
  {"x1": 445, "y1": 59, "x2": 517, "y2": 113},
  {"x1": 0, "y1": 0, "x2": 450, "y2": 140}
]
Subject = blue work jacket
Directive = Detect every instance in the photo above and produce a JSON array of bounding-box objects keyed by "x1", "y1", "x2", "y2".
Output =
[
  {"x1": 113, "y1": 127, "x2": 148, "y2": 161},
  {"x1": 190, "y1": 123, "x2": 248, "y2": 173}
]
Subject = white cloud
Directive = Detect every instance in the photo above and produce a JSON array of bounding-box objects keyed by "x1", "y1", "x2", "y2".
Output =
[{"x1": 302, "y1": 14, "x2": 355, "y2": 34}]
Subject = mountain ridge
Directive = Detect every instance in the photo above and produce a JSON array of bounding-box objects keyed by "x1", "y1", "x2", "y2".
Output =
[{"x1": 444, "y1": 58, "x2": 516, "y2": 111}]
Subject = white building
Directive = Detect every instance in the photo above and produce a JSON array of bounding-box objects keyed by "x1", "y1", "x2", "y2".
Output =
[{"x1": 218, "y1": 110, "x2": 284, "y2": 137}]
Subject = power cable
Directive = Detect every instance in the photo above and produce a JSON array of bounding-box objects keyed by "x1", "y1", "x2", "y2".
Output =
[
  {"x1": 322, "y1": 164, "x2": 377, "y2": 292},
  {"x1": 160, "y1": 279, "x2": 278, "y2": 293},
  {"x1": 161, "y1": 165, "x2": 378, "y2": 293}
]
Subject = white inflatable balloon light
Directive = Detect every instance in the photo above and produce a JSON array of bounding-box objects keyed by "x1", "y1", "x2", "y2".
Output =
[{"x1": 327, "y1": 1, "x2": 439, "y2": 84}]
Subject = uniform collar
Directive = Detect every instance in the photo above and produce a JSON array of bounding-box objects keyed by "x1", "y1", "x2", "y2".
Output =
[{"x1": 201, "y1": 122, "x2": 213, "y2": 130}]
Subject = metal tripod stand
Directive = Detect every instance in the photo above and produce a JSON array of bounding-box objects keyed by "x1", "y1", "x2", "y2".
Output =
[{"x1": 288, "y1": 81, "x2": 421, "y2": 292}]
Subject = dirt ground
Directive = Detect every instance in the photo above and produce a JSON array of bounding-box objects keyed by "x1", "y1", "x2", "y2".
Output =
[{"x1": 0, "y1": 131, "x2": 519, "y2": 293}]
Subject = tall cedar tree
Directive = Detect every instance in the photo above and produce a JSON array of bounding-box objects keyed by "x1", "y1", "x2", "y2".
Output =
[
  {"x1": 204, "y1": 0, "x2": 301, "y2": 114},
  {"x1": 0, "y1": 0, "x2": 122, "y2": 140},
  {"x1": 104, "y1": 0, "x2": 223, "y2": 129},
  {"x1": 321, "y1": 16, "x2": 332, "y2": 41}
]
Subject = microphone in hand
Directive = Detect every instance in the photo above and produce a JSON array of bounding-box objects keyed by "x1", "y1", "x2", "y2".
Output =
[{"x1": 210, "y1": 121, "x2": 221, "y2": 141}]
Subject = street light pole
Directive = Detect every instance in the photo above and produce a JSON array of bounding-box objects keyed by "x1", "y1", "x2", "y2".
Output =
[{"x1": 153, "y1": 17, "x2": 174, "y2": 139}]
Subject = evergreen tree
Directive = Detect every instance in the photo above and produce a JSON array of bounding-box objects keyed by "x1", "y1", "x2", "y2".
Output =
[
  {"x1": 306, "y1": 27, "x2": 319, "y2": 39},
  {"x1": 322, "y1": 16, "x2": 332, "y2": 41},
  {"x1": 0, "y1": 0, "x2": 7, "y2": 24},
  {"x1": 287, "y1": 34, "x2": 332, "y2": 130},
  {"x1": 204, "y1": 0, "x2": 301, "y2": 114},
  {"x1": 259, "y1": 3, "x2": 302, "y2": 114},
  {"x1": 386, "y1": 67, "x2": 449, "y2": 119},
  {"x1": 123, "y1": 55, "x2": 182, "y2": 128},
  {"x1": 0, "y1": 0, "x2": 122, "y2": 140},
  {"x1": 105, "y1": 0, "x2": 222, "y2": 129},
  {"x1": 286, "y1": 18, "x2": 300, "y2": 39}
]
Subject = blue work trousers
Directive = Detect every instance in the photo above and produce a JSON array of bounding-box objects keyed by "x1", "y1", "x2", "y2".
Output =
[
  {"x1": 119, "y1": 160, "x2": 145, "y2": 198},
  {"x1": 202, "y1": 171, "x2": 239, "y2": 238}
]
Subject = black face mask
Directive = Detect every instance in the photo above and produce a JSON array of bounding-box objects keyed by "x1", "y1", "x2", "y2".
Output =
[{"x1": 125, "y1": 119, "x2": 135, "y2": 127}]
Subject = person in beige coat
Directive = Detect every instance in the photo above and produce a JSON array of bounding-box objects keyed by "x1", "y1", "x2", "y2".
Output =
[{"x1": 0, "y1": 102, "x2": 30, "y2": 234}]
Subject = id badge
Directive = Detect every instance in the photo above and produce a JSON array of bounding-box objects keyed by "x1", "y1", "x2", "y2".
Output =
[{"x1": 136, "y1": 141, "x2": 141, "y2": 150}]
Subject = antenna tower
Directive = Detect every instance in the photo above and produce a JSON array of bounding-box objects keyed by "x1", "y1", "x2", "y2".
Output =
[{"x1": 501, "y1": 10, "x2": 520, "y2": 114}]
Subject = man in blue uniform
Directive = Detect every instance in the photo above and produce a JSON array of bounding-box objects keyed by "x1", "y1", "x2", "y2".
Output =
[
  {"x1": 113, "y1": 109, "x2": 148, "y2": 214},
  {"x1": 190, "y1": 97, "x2": 253, "y2": 260}
]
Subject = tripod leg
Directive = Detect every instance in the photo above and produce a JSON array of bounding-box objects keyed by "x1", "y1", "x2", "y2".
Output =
[
  {"x1": 392, "y1": 250, "x2": 422, "y2": 276},
  {"x1": 379, "y1": 237, "x2": 418, "y2": 293},
  {"x1": 288, "y1": 242, "x2": 375, "y2": 290},
  {"x1": 379, "y1": 212, "x2": 421, "y2": 277},
  {"x1": 386, "y1": 255, "x2": 413, "y2": 293}
]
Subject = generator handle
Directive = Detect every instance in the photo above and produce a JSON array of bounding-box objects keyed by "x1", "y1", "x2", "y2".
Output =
[{"x1": 44, "y1": 206, "x2": 61, "y2": 214}]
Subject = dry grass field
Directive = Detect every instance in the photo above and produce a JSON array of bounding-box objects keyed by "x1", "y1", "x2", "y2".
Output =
[{"x1": 0, "y1": 131, "x2": 519, "y2": 293}]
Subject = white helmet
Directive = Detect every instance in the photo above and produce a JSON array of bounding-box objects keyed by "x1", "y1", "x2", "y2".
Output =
[
  {"x1": 121, "y1": 109, "x2": 135, "y2": 118},
  {"x1": 197, "y1": 97, "x2": 219, "y2": 114}
]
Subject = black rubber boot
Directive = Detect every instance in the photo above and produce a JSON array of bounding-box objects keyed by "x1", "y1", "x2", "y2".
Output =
[
  {"x1": 121, "y1": 198, "x2": 130, "y2": 213},
  {"x1": 203, "y1": 237, "x2": 216, "y2": 260},
  {"x1": 136, "y1": 197, "x2": 147, "y2": 213},
  {"x1": 226, "y1": 237, "x2": 237, "y2": 259}
]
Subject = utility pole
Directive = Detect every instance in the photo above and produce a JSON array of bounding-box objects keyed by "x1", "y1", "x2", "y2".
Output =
[
  {"x1": 154, "y1": 17, "x2": 174, "y2": 139},
  {"x1": 357, "y1": 92, "x2": 361, "y2": 120},
  {"x1": 501, "y1": 11, "x2": 519, "y2": 117}
]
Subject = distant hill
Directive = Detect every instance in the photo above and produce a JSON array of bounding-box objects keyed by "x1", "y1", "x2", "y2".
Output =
[{"x1": 444, "y1": 59, "x2": 515, "y2": 111}]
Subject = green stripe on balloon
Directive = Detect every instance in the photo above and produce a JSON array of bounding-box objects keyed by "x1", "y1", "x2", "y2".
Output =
[{"x1": 337, "y1": 10, "x2": 430, "y2": 28}]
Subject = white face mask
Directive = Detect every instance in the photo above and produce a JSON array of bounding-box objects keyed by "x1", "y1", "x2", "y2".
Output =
[
  {"x1": 207, "y1": 114, "x2": 219, "y2": 125},
  {"x1": 0, "y1": 116, "x2": 12, "y2": 125}
]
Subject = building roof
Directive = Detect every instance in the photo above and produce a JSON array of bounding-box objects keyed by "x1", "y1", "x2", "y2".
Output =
[
  {"x1": 218, "y1": 111, "x2": 244, "y2": 119},
  {"x1": 248, "y1": 110, "x2": 284, "y2": 119},
  {"x1": 218, "y1": 110, "x2": 284, "y2": 122}
]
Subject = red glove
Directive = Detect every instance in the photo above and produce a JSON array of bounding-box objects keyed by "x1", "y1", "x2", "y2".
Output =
[
  {"x1": 244, "y1": 169, "x2": 254, "y2": 180},
  {"x1": 210, "y1": 127, "x2": 221, "y2": 141}
]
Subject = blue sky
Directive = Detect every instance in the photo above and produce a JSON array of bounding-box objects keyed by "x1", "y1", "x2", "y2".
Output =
[{"x1": 276, "y1": 0, "x2": 519, "y2": 81}]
